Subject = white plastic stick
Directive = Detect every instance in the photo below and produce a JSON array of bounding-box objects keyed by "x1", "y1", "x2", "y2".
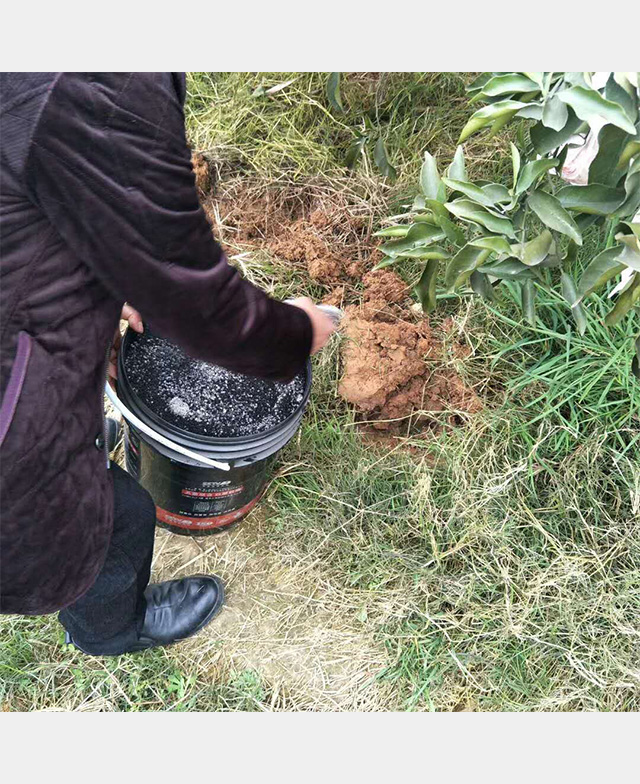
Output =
[{"x1": 105, "y1": 382, "x2": 231, "y2": 472}]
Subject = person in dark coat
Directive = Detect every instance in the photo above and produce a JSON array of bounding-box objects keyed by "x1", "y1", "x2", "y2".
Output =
[{"x1": 0, "y1": 72, "x2": 335, "y2": 655}]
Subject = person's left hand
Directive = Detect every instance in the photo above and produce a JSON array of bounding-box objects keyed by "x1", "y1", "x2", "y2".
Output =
[{"x1": 108, "y1": 303, "x2": 143, "y2": 382}]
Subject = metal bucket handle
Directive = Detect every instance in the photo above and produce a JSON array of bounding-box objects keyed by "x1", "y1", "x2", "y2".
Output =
[{"x1": 105, "y1": 382, "x2": 232, "y2": 471}]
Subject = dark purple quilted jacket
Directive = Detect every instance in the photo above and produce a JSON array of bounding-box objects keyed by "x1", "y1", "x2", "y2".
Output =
[{"x1": 0, "y1": 73, "x2": 312, "y2": 615}]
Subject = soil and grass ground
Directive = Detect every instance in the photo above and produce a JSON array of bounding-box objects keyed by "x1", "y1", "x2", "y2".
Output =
[{"x1": 1, "y1": 73, "x2": 639, "y2": 712}]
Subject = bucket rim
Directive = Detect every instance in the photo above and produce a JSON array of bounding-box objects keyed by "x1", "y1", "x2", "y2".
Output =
[{"x1": 117, "y1": 327, "x2": 312, "y2": 449}]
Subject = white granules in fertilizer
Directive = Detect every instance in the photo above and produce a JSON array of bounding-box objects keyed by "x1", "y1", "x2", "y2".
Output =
[
  {"x1": 169, "y1": 397, "x2": 190, "y2": 417},
  {"x1": 124, "y1": 331, "x2": 307, "y2": 439}
]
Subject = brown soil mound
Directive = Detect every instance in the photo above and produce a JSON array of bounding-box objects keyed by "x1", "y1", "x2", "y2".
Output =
[
  {"x1": 269, "y1": 209, "x2": 366, "y2": 284},
  {"x1": 338, "y1": 272, "x2": 482, "y2": 431},
  {"x1": 204, "y1": 180, "x2": 370, "y2": 284},
  {"x1": 192, "y1": 174, "x2": 482, "y2": 433}
]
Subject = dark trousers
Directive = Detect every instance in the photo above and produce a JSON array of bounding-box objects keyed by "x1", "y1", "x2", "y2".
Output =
[{"x1": 59, "y1": 463, "x2": 157, "y2": 652}]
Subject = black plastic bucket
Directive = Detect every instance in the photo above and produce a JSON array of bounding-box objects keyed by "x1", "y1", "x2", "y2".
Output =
[{"x1": 115, "y1": 328, "x2": 312, "y2": 535}]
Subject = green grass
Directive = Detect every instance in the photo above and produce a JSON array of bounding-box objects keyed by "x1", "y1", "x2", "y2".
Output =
[
  {"x1": 1, "y1": 73, "x2": 638, "y2": 712},
  {"x1": 259, "y1": 298, "x2": 640, "y2": 711},
  {"x1": 186, "y1": 72, "x2": 513, "y2": 192},
  {"x1": 0, "y1": 614, "x2": 271, "y2": 711}
]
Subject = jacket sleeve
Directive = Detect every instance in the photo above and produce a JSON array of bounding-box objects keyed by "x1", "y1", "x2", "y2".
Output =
[{"x1": 24, "y1": 72, "x2": 312, "y2": 381}]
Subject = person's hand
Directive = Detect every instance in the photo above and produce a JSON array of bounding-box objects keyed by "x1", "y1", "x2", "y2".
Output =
[
  {"x1": 108, "y1": 304, "x2": 143, "y2": 382},
  {"x1": 288, "y1": 297, "x2": 337, "y2": 355}
]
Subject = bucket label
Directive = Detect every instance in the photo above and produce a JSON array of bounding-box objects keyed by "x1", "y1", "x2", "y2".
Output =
[
  {"x1": 156, "y1": 495, "x2": 261, "y2": 530},
  {"x1": 125, "y1": 422, "x2": 273, "y2": 534},
  {"x1": 182, "y1": 486, "x2": 244, "y2": 499}
]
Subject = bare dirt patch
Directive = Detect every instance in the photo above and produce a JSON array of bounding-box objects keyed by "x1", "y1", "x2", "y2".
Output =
[
  {"x1": 268, "y1": 209, "x2": 367, "y2": 284},
  {"x1": 151, "y1": 513, "x2": 393, "y2": 710},
  {"x1": 193, "y1": 168, "x2": 482, "y2": 432}
]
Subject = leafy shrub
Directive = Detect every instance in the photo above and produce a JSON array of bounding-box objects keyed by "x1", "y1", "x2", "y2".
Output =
[{"x1": 375, "y1": 72, "x2": 640, "y2": 376}]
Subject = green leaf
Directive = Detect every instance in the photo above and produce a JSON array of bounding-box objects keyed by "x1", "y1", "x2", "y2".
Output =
[
  {"x1": 459, "y1": 101, "x2": 528, "y2": 143},
  {"x1": 561, "y1": 272, "x2": 587, "y2": 335},
  {"x1": 445, "y1": 245, "x2": 492, "y2": 289},
  {"x1": 530, "y1": 107, "x2": 584, "y2": 155},
  {"x1": 326, "y1": 72, "x2": 344, "y2": 113},
  {"x1": 605, "y1": 73, "x2": 638, "y2": 125},
  {"x1": 470, "y1": 270, "x2": 496, "y2": 301},
  {"x1": 478, "y1": 259, "x2": 538, "y2": 280},
  {"x1": 565, "y1": 73, "x2": 590, "y2": 89},
  {"x1": 470, "y1": 236, "x2": 512, "y2": 254},
  {"x1": 395, "y1": 246, "x2": 450, "y2": 260},
  {"x1": 436, "y1": 214, "x2": 466, "y2": 246},
  {"x1": 373, "y1": 225, "x2": 410, "y2": 238},
  {"x1": 510, "y1": 143, "x2": 521, "y2": 190},
  {"x1": 539, "y1": 253, "x2": 563, "y2": 268},
  {"x1": 577, "y1": 246, "x2": 627, "y2": 300},
  {"x1": 588, "y1": 125, "x2": 630, "y2": 186},
  {"x1": 479, "y1": 74, "x2": 539, "y2": 97},
  {"x1": 518, "y1": 230, "x2": 555, "y2": 266},
  {"x1": 421, "y1": 198, "x2": 449, "y2": 219},
  {"x1": 420, "y1": 152, "x2": 445, "y2": 201},
  {"x1": 445, "y1": 199, "x2": 516, "y2": 238},
  {"x1": 379, "y1": 222, "x2": 445, "y2": 256},
  {"x1": 618, "y1": 222, "x2": 640, "y2": 239},
  {"x1": 524, "y1": 72, "x2": 545, "y2": 91},
  {"x1": 522, "y1": 280, "x2": 536, "y2": 325},
  {"x1": 615, "y1": 233, "x2": 640, "y2": 272},
  {"x1": 516, "y1": 158, "x2": 559, "y2": 195},
  {"x1": 615, "y1": 168, "x2": 640, "y2": 219},
  {"x1": 414, "y1": 259, "x2": 440, "y2": 313},
  {"x1": 372, "y1": 257, "x2": 400, "y2": 271},
  {"x1": 617, "y1": 141, "x2": 640, "y2": 171},
  {"x1": 466, "y1": 73, "x2": 493, "y2": 94},
  {"x1": 604, "y1": 273, "x2": 640, "y2": 326},
  {"x1": 527, "y1": 189, "x2": 582, "y2": 245},
  {"x1": 557, "y1": 86, "x2": 637, "y2": 135},
  {"x1": 413, "y1": 213, "x2": 439, "y2": 225},
  {"x1": 481, "y1": 183, "x2": 511, "y2": 204},
  {"x1": 542, "y1": 95, "x2": 569, "y2": 131},
  {"x1": 516, "y1": 104, "x2": 544, "y2": 121},
  {"x1": 575, "y1": 213, "x2": 601, "y2": 232},
  {"x1": 556, "y1": 184, "x2": 626, "y2": 215},
  {"x1": 447, "y1": 146, "x2": 467, "y2": 182},
  {"x1": 345, "y1": 135, "x2": 367, "y2": 169},
  {"x1": 632, "y1": 335, "x2": 640, "y2": 380},
  {"x1": 442, "y1": 178, "x2": 501, "y2": 207},
  {"x1": 374, "y1": 137, "x2": 397, "y2": 181}
]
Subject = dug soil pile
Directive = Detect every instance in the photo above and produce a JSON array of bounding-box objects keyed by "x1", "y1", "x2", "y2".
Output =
[
  {"x1": 191, "y1": 158, "x2": 481, "y2": 433},
  {"x1": 338, "y1": 270, "x2": 482, "y2": 431}
]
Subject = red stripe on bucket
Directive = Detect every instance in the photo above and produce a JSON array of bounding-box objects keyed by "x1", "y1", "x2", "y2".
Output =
[{"x1": 155, "y1": 494, "x2": 261, "y2": 531}]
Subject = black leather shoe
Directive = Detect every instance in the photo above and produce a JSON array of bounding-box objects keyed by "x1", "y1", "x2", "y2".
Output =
[{"x1": 65, "y1": 574, "x2": 224, "y2": 656}]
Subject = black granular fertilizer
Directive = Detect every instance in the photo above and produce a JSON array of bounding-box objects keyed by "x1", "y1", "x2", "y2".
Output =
[{"x1": 123, "y1": 331, "x2": 306, "y2": 438}]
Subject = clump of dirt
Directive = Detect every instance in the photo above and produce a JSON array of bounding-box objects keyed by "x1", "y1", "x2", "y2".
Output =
[
  {"x1": 360, "y1": 269, "x2": 409, "y2": 316},
  {"x1": 322, "y1": 286, "x2": 346, "y2": 308},
  {"x1": 269, "y1": 209, "x2": 366, "y2": 284},
  {"x1": 338, "y1": 273, "x2": 482, "y2": 431},
  {"x1": 192, "y1": 153, "x2": 212, "y2": 195},
  {"x1": 211, "y1": 191, "x2": 300, "y2": 243}
]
